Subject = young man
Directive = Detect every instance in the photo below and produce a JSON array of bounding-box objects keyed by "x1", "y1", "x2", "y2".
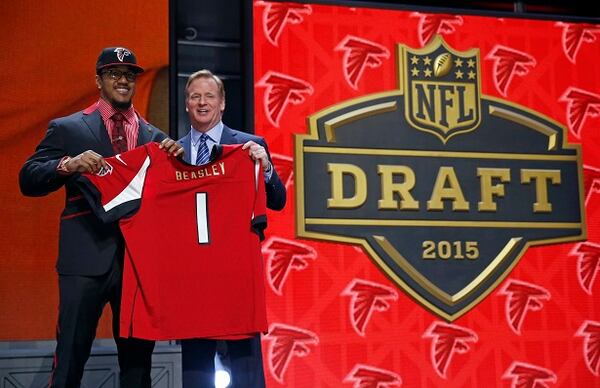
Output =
[{"x1": 19, "y1": 46, "x2": 182, "y2": 388}]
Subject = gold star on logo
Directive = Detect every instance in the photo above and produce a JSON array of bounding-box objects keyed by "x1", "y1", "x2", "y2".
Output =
[
  {"x1": 468, "y1": 70, "x2": 476, "y2": 79},
  {"x1": 424, "y1": 68, "x2": 432, "y2": 77},
  {"x1": 411, "y1": 67, "x2": 420, "y2": 76},
  {"x1": 411, "y1": 56, "x2": 420, "y2": 65},
  {"x1": 455, "y1": 70, "x2": 464, "y2": 79},
  {"x1": 467, "y1": 58, "x2": 476, "y2": 68},
  {"x1": 423, "y1": 56, "x2": 432, "y2": 65},
  {"x1": 454, "y1": 58, "x2": 463, "y2": 67}
]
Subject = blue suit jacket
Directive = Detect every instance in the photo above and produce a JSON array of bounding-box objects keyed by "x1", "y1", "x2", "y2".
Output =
[
  {"x1": 19, "y1": 106, "x2": 168, "y2": 276},
  {"x1": 178, "y1": 125, "x2": 286, "y2": 211}
]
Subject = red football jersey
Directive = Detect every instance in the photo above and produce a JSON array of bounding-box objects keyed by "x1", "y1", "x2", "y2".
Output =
[{"x1": 78, "y1": 142, "x2": 267, "y2": 340}]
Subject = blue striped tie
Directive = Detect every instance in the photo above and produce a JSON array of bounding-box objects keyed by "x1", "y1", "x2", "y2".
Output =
[{"x1": 195, "y1": 133, "x2": 210, "y2": 166}]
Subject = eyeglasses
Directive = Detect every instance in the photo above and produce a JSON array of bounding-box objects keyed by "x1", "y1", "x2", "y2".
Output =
[{"x1": 102, "y1": 69, "x2": 137, "y2": 82}]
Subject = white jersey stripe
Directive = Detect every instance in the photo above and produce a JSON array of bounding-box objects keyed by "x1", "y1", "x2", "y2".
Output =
[
  {"x1": 252, "y1": 160, "x2": 261, "y2": 219},
  {"x1": 103, "y1": 155, "x2": 150, "y2": 212}
]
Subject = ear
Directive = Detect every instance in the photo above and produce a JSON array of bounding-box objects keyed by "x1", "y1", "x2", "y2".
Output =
[{"x1": 95, "y1": 75, "x2": 102, "y2": 89}]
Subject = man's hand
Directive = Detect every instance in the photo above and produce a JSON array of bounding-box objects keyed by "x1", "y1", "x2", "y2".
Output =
[
  {"x1": 65, "y1": 150, "x2": 108, "y2": 174},
  {"x1": 159, "y1": 138, "x2": 185, "y2": 157},
  {"x1": 242, "y1": 141, "x2": 271, "y2": 172}
]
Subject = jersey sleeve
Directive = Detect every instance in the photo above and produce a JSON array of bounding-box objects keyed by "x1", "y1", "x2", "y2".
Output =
[
  {"x1": 252, "y1": 159, "x2": 268, "y2": 241},
  {"x1": 76, "y1": 144, "x2": 152, "y2": 223}
]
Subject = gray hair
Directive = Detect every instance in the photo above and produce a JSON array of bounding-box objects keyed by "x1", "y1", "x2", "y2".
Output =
[{"x1": 185, "y1": 69, "x2": 225, "y2": 99}]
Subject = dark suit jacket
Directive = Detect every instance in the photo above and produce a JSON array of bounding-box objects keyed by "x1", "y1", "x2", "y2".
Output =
[
  {"x1": 19, "y1": 105, "x2": 167, "y2": 276},
  {"x1": 178, "y1": 125, "x2": 286, "y2": 211}
]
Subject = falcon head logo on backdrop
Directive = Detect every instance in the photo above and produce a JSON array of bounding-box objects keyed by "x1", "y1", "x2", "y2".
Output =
[
  {"x1": 502, "y1": 361, "x2": 557, "y2": 388},
  {"x1": 570, "y1": 242, "x2": 600, "y2": 295},
  {"x1": 498, "y1": 279, "x2": 551, "y2": 335},
  {"x1": 556, "y1": 22, "x2": 600, "y2": 63},
  {"x1": 257, "y1": 1, "x2": 312, "y2": 46},
  {"x1": 423, "y1": 321, "x2": 478, "y2": 379},
  {"x1": 114, "y1": 47, "x2": 131, "y2": 62},
  {"x1": 270, "y1": 153, "x2": 294, "y2": 188},
  {"x1": 583, "y1": 165, "x2": 600, "y2": 205},
  {"x1": 335, "y1": 35, "x2": 390, "y2": 90},
  {"x1": 262, "y1": 236, "x2": 317, "y2": 295},
  {"x1": 264, "y1": 323, "x2": 319, "y2": 383},
  {"x1": 485, "y1": 45, "x2": 536, "y2": 97},
  {"x1": 410, "y1": 13, "x2": 464, "y2": 47},
  {"x1": 559, "y1": 87, "x2": 600, "y2": 138},
  {"x1": 295, "y1": 35, "x2": 585, "y2": 321},
  {"x1": 343, "y1": 364, "x2": 402, "y2": 388},
  {"x1": 575, "y1": 320, "x2": 600, "y2": 376},
  {"x1": 257, "y1": 71, "x2": 313, "y2": 127},
  {"x1": 342, "y1": 278, "x2": 398, "y2": 337}
]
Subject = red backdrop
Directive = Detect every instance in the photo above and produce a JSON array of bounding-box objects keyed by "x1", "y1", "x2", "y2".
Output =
[
  {"x1": 253, "y1": 1, "x2": 600, "y2": 387},
  {"x1": 0, "y1": 0, "x2": 168, "y2": 339}
]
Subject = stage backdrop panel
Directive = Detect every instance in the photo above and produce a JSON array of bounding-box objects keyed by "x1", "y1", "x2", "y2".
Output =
[
  {"x1": 0, "y1": 0, "x2": 168, "y2": 340},
  {"x1": 253, "y1": 1, "x2": 600, "y2": 387}
]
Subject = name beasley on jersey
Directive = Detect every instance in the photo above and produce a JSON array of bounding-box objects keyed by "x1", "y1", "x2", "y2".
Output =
[{"x1": 175, "y1": 162, "x2": 226, "y2": 181}]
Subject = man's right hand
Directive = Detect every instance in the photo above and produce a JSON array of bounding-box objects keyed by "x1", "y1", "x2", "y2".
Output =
[{"x1": 64, "y1": 150, "x2": 108, "y2": 173}]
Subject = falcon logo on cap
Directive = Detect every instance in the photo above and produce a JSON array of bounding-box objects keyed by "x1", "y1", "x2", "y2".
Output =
[{"x1": 114, "y1": 48, "x2": 132, "y2": 62}]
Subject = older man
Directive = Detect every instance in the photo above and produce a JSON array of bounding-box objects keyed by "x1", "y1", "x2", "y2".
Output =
[{"x1": 178, "y1": 69, "x2": 286, "y2": 387}]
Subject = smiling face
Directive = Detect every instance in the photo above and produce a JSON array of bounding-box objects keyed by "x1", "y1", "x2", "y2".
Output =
[
  {"x1": 95, "y1": 65, "x2": 137, "y2": 110},
  {"x1": 185, "y1": 76, "x2": 225, "y2": 133}
]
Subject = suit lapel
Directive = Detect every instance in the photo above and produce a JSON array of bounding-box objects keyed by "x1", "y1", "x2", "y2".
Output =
[
  {"x1": 82, "y1": 110, "x2": 114, "y2": 156},
  {"x1": 220, "y1": 125, "x2": 238, "y2": 145},
  {"x1": 137, "y1": 119, "x2": 153, "y2": 146},
  {"x1": 179, "y1": 132, "x2": 193, "y2": 164}
]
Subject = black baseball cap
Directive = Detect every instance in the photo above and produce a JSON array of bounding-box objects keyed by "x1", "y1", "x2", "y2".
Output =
[{"x1": 96, "y1": 47, "x2": 144, "y2": 74}]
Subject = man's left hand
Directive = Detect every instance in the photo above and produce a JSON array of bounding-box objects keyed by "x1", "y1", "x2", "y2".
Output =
[
  {"x1": 242, "y1": 141, "x2": 271, "y2": 172},
  {"x1": 159, "y1": 138, "x2": 184, "y2": 157}
]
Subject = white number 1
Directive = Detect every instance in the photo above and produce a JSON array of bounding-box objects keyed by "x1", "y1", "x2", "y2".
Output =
[{"x1": 196, "y1": 193, "x2": 209, "y2": 244}]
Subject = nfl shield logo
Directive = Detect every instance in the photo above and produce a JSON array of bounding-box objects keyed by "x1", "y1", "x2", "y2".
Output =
[{"x1": 401, "y1": 36, "x2": 481, "y2": 143}]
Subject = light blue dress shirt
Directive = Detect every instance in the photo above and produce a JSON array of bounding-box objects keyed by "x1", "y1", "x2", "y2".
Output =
[
  {"x1": 190, "y1": 121, "x2": 223, "y2": 164},
  {"x1": 190, "y1": 121, "x2": 272, "y2": 181}
]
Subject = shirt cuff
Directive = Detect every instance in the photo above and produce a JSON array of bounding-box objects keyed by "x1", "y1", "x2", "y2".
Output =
[
  {"x1": 264, "y1": 162, "x2": 273, "y2": 182},
  {"x1": 56, "y1": 156, "x2": 72, "y2": 175}
]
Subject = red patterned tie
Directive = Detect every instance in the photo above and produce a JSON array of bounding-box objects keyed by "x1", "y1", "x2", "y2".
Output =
[{"x1": 111, "y1": 113, "x2": 128, "y2": 154}]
